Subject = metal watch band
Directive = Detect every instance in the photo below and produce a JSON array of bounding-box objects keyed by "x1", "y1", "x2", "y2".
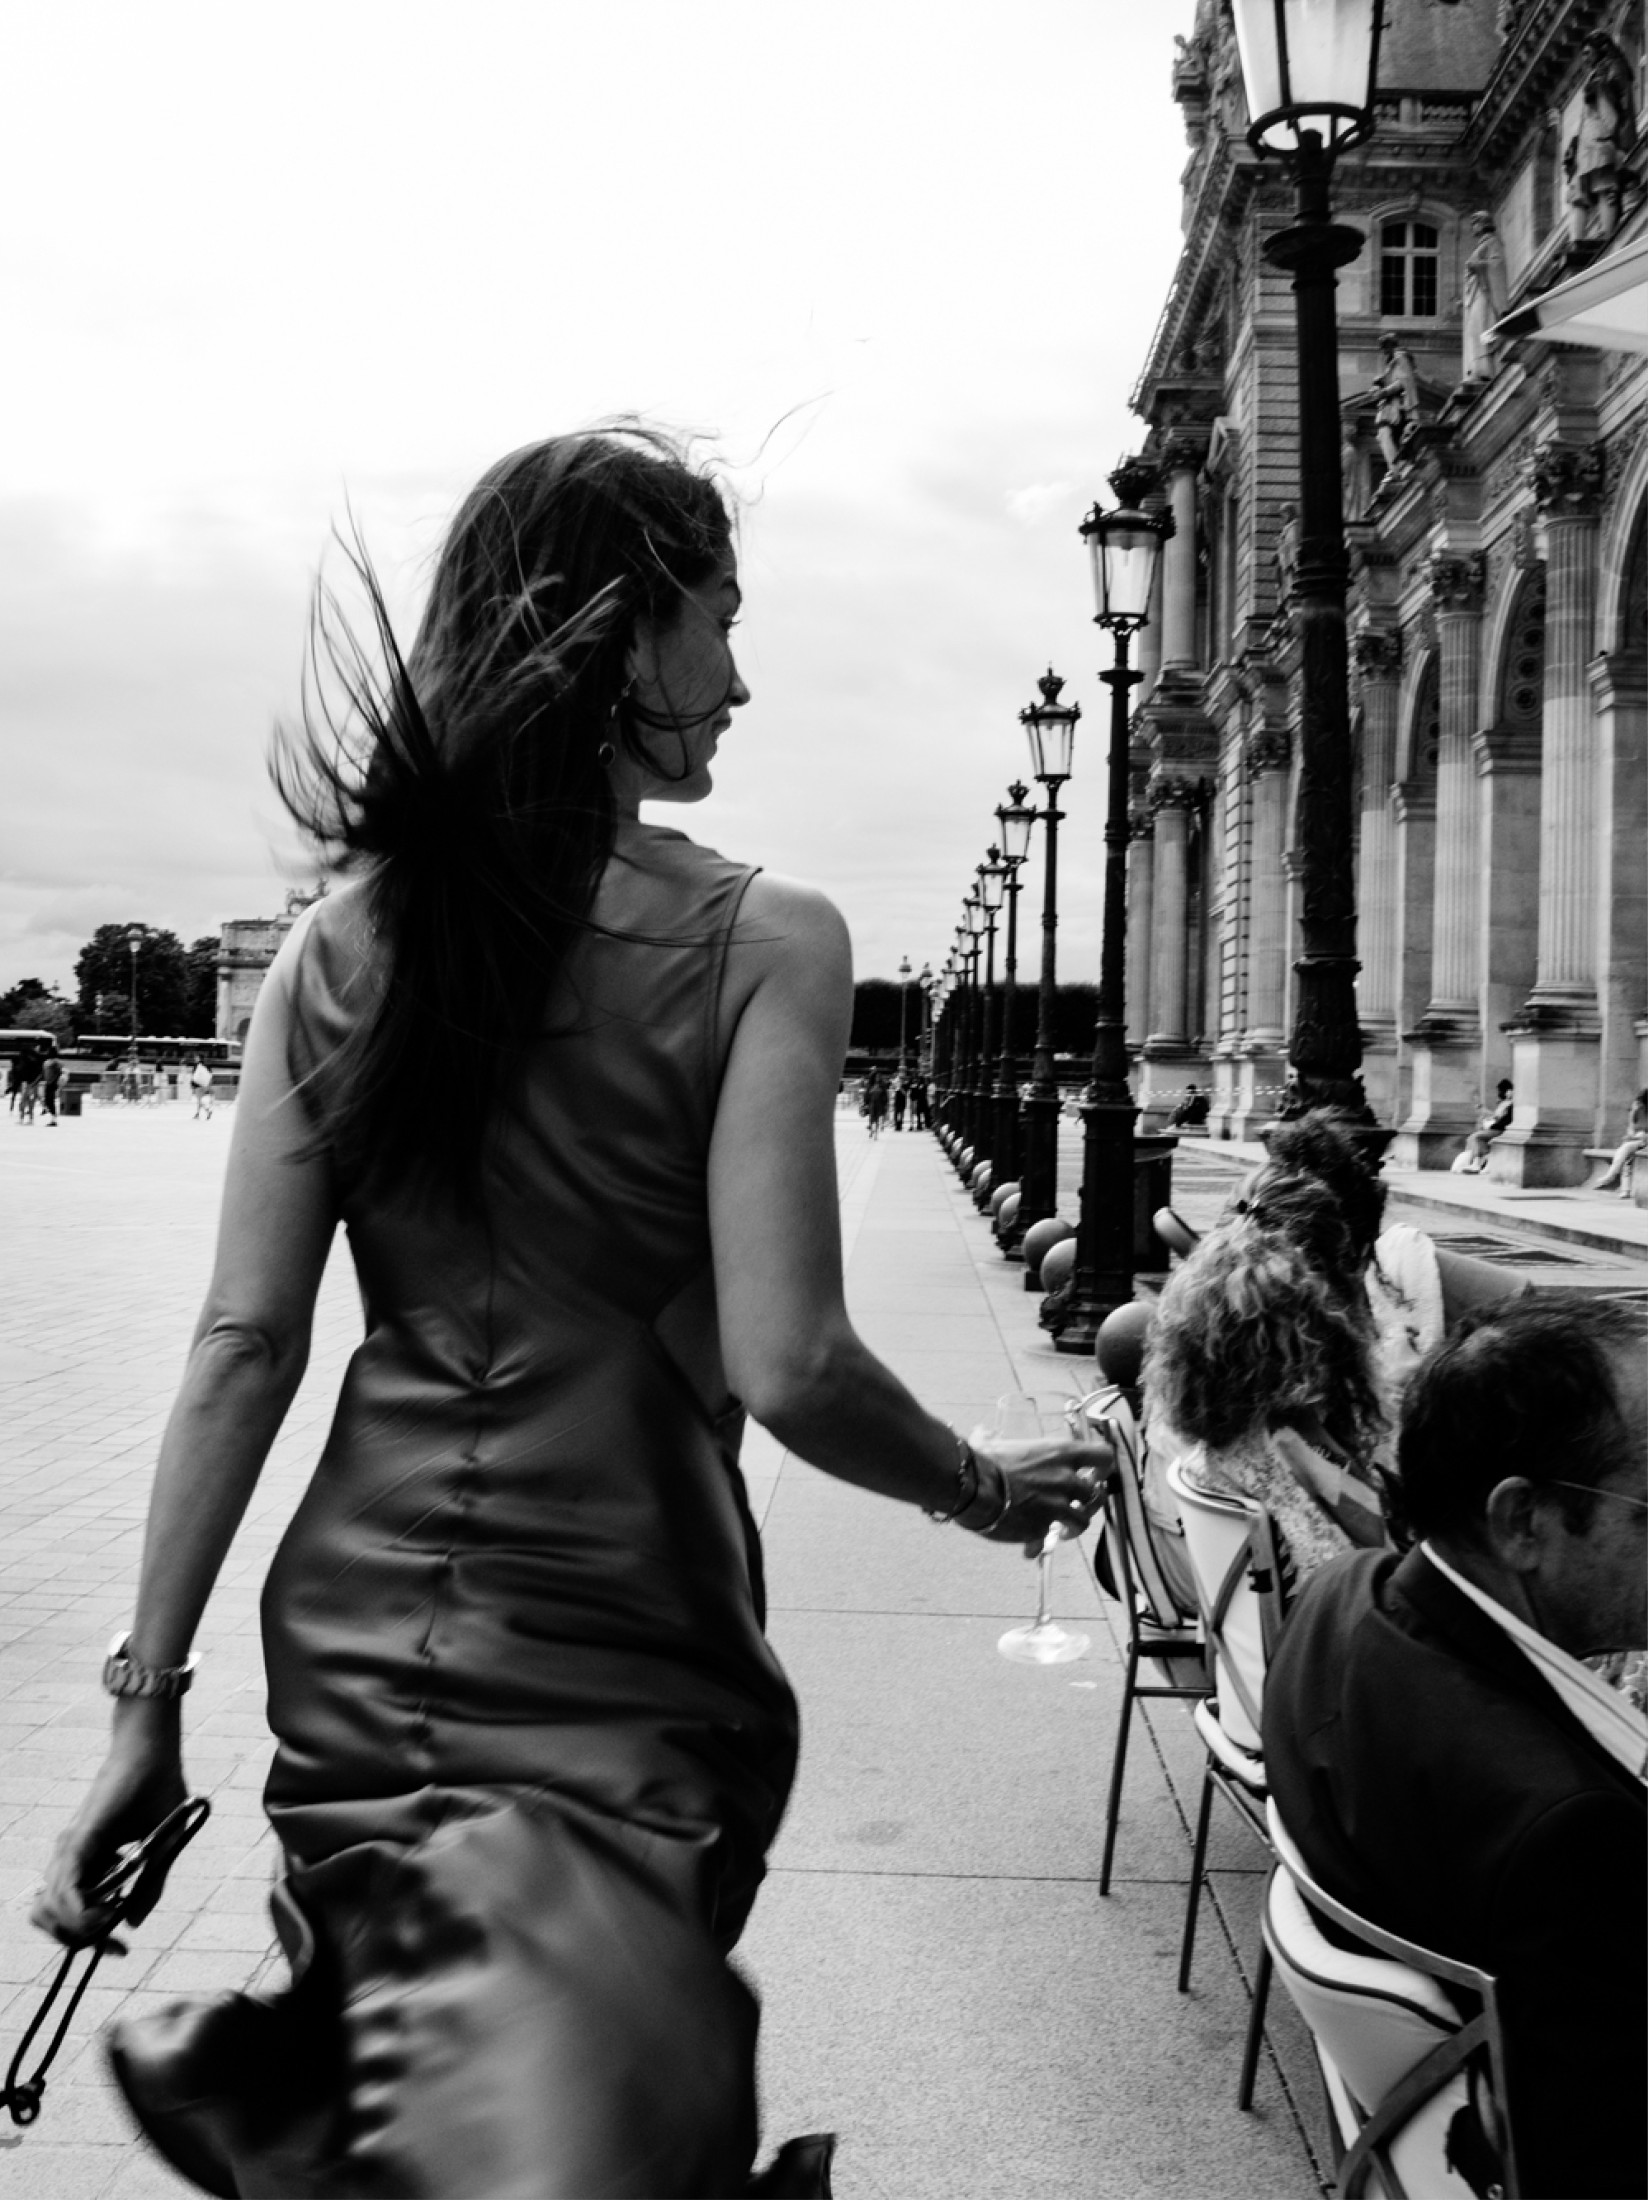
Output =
[{"x1": 101, "y1": 1633, "x2": 200, "y2": 1701}]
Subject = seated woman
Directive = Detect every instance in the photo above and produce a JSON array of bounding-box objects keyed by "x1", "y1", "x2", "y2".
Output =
[
  {"x1": 1143, "y1": 1176, "x2": 1390, "y2": 1589},
  {"x1": 1594, "y1": 1086, "x2": 1648, "y2": 1197}
]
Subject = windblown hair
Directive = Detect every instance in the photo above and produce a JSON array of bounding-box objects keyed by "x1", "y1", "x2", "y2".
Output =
[
  {"x1": 1144, "y1": 1175, "x2": 1386, "y2": 1458},
  {"x1": 273, "y1": 427, "x2": 735, "y2": 1197},
  {"x1": 1399, "y1": 1293, "x2": 1647, "y2": 1542}
]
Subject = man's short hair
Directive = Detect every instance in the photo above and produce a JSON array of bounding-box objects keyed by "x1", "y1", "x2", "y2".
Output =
[{"x1": 1400, "y1": 1293, "x2": 1646, "y2": 1542}]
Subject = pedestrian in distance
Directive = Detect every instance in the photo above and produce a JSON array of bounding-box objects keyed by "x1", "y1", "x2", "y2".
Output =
[
  {"x1": 34, "y1": 428, "x2": 1110, "y2": 2200},
  {"x1": 864, "y1": 1069, "x2": 889, "y2": 1138},
  {"x1": 891, "y1": 1077, "x2": 907, "y2": 1132},
  {"x1": 15, "y1": 1037, "x2": 44, "y2": 1125},
  {"x1": 1450, "y1": 1078, "x2": 1513, "y2": 1174},
  {"x1": 40, "y1": 1045, "x2": 63, "y2": 1127},
  {"x1": 188, "y1": 1058, "x2": 214, "y2": 1120}
]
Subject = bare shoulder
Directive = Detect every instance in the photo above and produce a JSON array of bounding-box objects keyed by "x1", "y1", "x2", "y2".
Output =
[{"x1": 718, "y1": 871, "x2": 851, "y2": 1046}]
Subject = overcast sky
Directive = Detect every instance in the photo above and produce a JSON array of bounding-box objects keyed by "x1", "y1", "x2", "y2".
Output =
[{"x1": 1, "y1": 0, "x2": 1197, "y2": 1000}]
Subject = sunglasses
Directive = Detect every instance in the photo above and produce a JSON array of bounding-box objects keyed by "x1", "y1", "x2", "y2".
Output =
[{"x1": 1543, "y1": 1480, "x2": 1648, "y2": 1515}]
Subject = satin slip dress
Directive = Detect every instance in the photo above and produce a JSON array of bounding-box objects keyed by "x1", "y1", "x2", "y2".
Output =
[{"x1": 120, "y1": 820, "x2": 801, "y2": 2199}]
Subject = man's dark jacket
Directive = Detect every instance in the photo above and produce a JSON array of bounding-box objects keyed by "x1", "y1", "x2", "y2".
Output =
[{"x1": 1263, "y1": 1546, "x2": 1646, "y2": 2200}]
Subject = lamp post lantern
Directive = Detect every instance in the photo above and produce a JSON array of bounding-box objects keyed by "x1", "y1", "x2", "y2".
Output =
[
  {"x1": 1015, "y1": 671, "x2": 1080, "y2": 1279},
  {"x1": 1055, "y1": 478, "x2": 1173, "y2": 1353},
  {"x1": 1231, "y1": 0, "x2": 1381, "y2": 1122},
  {"x1": 992, "y1": 782, "x2": 1036, "y2": 1220},
  {"x1": 896, "y1": 954, "x2": 914, "y2": 1077}
]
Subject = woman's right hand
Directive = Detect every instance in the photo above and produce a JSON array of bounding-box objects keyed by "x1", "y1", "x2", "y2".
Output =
[
  {"x1": 31, "y1": 1712, "x2": 187, "y2": 1950},
  {"x1": 965, "y1": 1436, "x2": 1113, "y2": 1551}
]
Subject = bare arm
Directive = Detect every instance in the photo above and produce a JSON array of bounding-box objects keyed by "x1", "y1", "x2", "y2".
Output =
[
  {"x1": 709, "y1": 875, "x2": 1107, "y2": 1539},
  {"x1": 35, "y1": 913, "x2": 338, "y2": 1942}
]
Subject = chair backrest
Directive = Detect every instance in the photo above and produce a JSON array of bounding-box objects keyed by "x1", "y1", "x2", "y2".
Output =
[
  {"x1": 1069, "y1": 1388, "x2": 1197, "y2": 1630},
  {"x1": 1166, "y1": 1460, "x2": 1287, "y2": 1754},
  {"x1": 1265, "y1": 1800, "x2": 1518, "y2": 2200}
]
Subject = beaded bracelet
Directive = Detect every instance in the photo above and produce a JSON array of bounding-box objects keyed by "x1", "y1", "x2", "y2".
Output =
[{"x1": 924, "y1": 1429, "x2": 980, "y2": 1523}]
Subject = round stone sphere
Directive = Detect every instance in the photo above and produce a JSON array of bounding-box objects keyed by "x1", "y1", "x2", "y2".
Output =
[
  {"x1": 1097, "y1": 1300, "x2": 1153, "y2": 1388},
  {"x1": 1021, "y1": 1216, "x2": 1075, "y2": 1277},
  {"x1": 958, "y1": 1146, "x2": 975, "y2": 1176},
  {"x1": 995, "y1": 1191, "x2": 1022, "y2": 1238},
  {"x1": 969, "y1": 1160, "x2": 992, "y2": 1195},
  {"x1": 989, "y1": 1180, "x2": 1020, "y2": 1218},
  {"x1": 1039, "y1": 1235, "x2": 1077, "y2": 1295}
]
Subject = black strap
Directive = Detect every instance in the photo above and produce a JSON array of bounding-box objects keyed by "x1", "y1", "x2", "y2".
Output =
[{"x1": 3, "y1": 1796, "x2": 211, "y2": 2127}]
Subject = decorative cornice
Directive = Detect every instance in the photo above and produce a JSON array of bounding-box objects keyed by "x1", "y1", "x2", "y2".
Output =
[
  {"x1": 1159, "y1": 426, "x2": 1213, "y2": 473},
  {"x1": 1127, "y1": 805, "x2": 1154, "y2": 843},
  {"x1": 1428, "y1": 551, "x2": 1488, "y2": 613},
  {"x1": 1465, "y1": 0, "x2": 1609, "y2": 169},
  {"x1": 1245, "y1": 727, "x2": 1291, "y2": 779},
  {"x1": 1532, "y1": 439, "x2": 1606, "y2": 517}
]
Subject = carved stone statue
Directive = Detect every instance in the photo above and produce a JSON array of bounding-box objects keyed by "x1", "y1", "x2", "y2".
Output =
[
  {"x1": 1372, "y1": 334, "x2": 1421, "y2": 471},
  {"x1": 1460, "y1": 213, "x2": 1508, "y2": 384},
  {"x1": 1564, "y1": 35, "x2": 1636, "y2": 243},
  {"x1": 1273, "y1": 502, "x2": 1300, "y2": 607}
]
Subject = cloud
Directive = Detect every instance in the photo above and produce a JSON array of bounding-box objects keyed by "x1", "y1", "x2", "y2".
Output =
[{"x1": 1004, "y1": 482, "x2": 1078, "y2": 528}]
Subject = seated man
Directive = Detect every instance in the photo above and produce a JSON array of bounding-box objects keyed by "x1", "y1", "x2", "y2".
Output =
[{"x1": 1263, "y1": 1295, "x2": 1646, "y2": 2200}]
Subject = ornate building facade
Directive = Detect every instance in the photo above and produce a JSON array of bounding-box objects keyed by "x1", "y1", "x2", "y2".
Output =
[
  {"x1": 214, "y1": 887, "x2": 324, "y2": 1046},
  {"x1": 1126, "y1": 0, "x2": 1646, "y2": 1184}
]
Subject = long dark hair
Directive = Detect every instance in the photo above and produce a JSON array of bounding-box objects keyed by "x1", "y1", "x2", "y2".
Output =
[{"x1": 273, "y1": 426, "x2": 734, "y2": 1197}]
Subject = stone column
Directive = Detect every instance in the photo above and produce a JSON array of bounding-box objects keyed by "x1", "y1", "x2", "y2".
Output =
[
  {"x1": 1492, "y1": 442, "x2": 1605, "y2": 1187},
  {"x1": 1233, "y1": 727, "x2": 1290, "y2": 1135},
  {"x1": 1526, "y1": 444, "x2": 1604, "y2": 1010},
  {"x1": 1351, "y1": 628, "x2": 1402, "y2": 1118},
  {"x1": 1160, "y1": 439, "x2": 1201, "y2": 673},
  {"x1": 1138, "y1": 779, "x2": 1209, "y2": 1127},
  {"x1": 1147, "y1": 782, "x2": 1193, "y2": 1048},
  {"x1": 1395, "y1": 555, "x2": 1487, "y2": 1167},
  {"x1": 1423, "y1": 555, "x2": 1486, "y2": 1020},
  {"x1": 1124, "y1": 807, "x2": 1154, "y2": 1052}
]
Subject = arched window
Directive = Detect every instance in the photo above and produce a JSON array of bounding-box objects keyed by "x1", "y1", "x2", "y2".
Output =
[{"x1": 1380, "y1": 221, "x2": 1439, "y2": 317}]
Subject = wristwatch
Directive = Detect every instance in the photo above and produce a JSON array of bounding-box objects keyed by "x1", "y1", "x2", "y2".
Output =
[{"x1": 102, "y1": 1633, "x2": 200, "y2": 1701}]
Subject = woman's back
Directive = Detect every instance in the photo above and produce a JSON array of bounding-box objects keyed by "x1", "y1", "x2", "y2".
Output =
[{"x1": 263, "y1": 819, "x2": 798, "y2": 1899}]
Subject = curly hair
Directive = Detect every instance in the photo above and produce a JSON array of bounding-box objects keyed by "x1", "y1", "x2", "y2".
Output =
[{"x1": 1144, "y1": 1177, "x2": 1387, "y2": 1457}]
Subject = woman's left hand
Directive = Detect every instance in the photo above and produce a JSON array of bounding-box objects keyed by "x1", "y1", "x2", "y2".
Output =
[{"x1": 965, "y1": 1437, "x2": 1114, "y2": 1551}]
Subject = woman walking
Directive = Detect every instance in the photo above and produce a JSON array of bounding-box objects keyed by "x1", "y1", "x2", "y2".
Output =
[{"x1": 35, "y1": 431, "x2": 1106, "y2": 2198}]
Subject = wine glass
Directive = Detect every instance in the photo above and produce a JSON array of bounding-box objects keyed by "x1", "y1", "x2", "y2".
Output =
[{"x1": 980, "y1": 1393, "x2": 1091, "y2": 1666}]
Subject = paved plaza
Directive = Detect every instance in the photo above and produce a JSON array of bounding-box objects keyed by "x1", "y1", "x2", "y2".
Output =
[{"x1": 0, "y1": 1101, "x2": 1641, "y2": 2198}]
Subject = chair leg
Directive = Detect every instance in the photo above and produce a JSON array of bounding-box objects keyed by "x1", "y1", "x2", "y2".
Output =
[
  {"x1": 1098, "y1": 1640, "x2": 1140, "y2": 1896},
  {"x1": 1236, "y1": 1939, "x2": 1273, "y2": 2110},
  {"x1": 1177, "y1": 1763, "x2": 1214, "y2": 1993}
]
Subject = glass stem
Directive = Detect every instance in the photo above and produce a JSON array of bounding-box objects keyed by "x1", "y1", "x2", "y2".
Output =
[{"x1": 1034, "y1": 1538, "x2": 1057, "y2": 1629}]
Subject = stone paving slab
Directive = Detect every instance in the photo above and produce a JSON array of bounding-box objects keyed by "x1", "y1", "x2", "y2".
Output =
[{"x1": 0, "y1": 1104, "x2": 1324, "y2": 2198}]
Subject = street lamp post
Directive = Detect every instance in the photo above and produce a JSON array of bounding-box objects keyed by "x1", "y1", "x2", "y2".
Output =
[
  {"x1": 897, "y1": 954, "x2": 913, "y2": 1075},
  {"x1": 961, "y1": 898, "x2": 986, "y2": 1164},
  {"x1": 971, "y1": 854, "x2": 1005, "y2": 1201},
  {"x1": 1231, "y1": 0, "x2": 1382, "y2": 1120},
  {"x1": 1056, "y1": 479, "x2": 1174, "y2": 1353},
  {"x1": 1015, "y1": 671, "x2": 1080, "y2": 1282},
  {"x1": 126, "y1": 924, "x2": 146, "y2": 1061},
  {"x1": 993, "y1": 783, "x2": 1036, "y2": 1214}
]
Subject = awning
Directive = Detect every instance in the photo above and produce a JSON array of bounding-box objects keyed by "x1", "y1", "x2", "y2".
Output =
[{"x1": 1490, "y1": 234, "x2": 1648, "y2": 356}]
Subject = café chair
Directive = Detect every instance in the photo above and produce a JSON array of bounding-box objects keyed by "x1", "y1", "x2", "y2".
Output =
[
  {"x1": 1068, "y1": 1385, "x2": 1209, "y2": 1893},
  {"x1": 1166, "y1": 1459, "x2": 1290, "y2": 2108},
  {"x1": 1263, "y1": 1799, "x2": 1519, "y2": 2200}
]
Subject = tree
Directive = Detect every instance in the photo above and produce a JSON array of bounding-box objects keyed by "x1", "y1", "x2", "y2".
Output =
[
  {"x1": 183, "y1": 936, "x2": 220, "y2": 1038},
  {"x1": 73, "y1": 925, "x2": 191, "y2": 1036},
  {"x1": 0, "y1": 976, "x2": 51, "y2": 1024}
]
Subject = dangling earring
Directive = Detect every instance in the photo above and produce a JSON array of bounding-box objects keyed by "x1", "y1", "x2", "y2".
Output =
[{"x1": 600, "y1": 675, "x2": 635, "y2": 770}]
